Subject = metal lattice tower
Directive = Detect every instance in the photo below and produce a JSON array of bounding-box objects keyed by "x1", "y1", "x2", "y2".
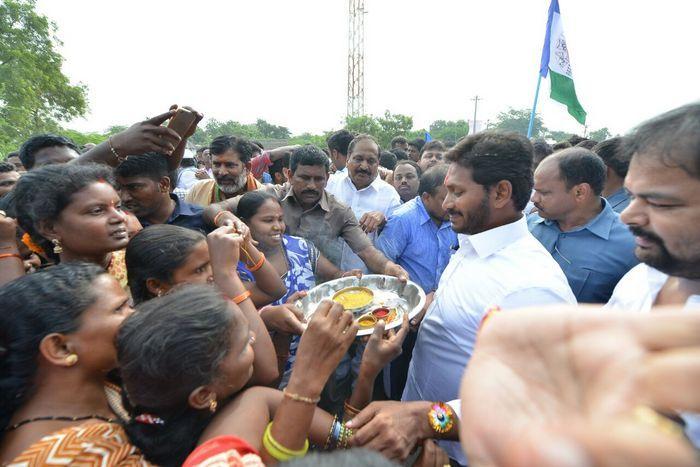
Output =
[{"x1": 347, "y1": 0, "x2": 365, "y2": 117}]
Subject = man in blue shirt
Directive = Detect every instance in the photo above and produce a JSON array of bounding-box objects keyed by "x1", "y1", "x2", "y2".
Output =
[
  {"x1": 528, "y1": 148, "x2": 638, "y2": 303},
  {"x1": 116, "y1": 152, "x2": 210, "y2": 233},
  {"x1": 594, "y1": 137, "x2": 632, "y2": 213},
  {"x1": 377, "y1": 164, "x2": 457, "y2": 294},
  {"x1": 376, "y1": 163, "x2": 457, "y2": 399}
]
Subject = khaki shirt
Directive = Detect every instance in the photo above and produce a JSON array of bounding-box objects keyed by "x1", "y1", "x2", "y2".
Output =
[
  {"x1": 228, "y1": 184, "x2": 372, "y2": 267},
  {"x1": 185, "y1": 176, "x2": 262, "y2": 207}
]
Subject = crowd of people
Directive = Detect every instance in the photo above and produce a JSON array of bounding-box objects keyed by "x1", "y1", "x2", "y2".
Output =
[{"x1": 1, "y1": 101, "x2": 700, "y2": 466}]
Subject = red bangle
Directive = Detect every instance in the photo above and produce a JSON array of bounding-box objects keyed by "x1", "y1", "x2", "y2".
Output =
[
  {"x1": 231, "y1": 290, "x2": 252, "y2": 305},
  {"x1": 213, "y1": 211, "x2": 228, "y2": 226},
  {"x1": 247, "y1": 252, "x2": 265, "y2": 272},
  {"x1": 0, "y1": 253, "x2": 22, "y2": 261}
]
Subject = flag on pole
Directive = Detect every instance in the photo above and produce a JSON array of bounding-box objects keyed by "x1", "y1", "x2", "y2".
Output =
[
  {"x1": 539, "y1": 0, "x2": 586, "y2": 125},
  {"x1": 424, "y1": 132, "x2": 433, "y2": 142}
]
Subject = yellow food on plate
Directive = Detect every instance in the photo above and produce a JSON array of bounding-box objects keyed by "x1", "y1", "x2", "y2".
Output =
[
  {"x1": 332, "y1": 287, "x2": 374, "y2": 311},
  {"x1": 357, "y1": 313, "x2": 378, "y2": 329}
]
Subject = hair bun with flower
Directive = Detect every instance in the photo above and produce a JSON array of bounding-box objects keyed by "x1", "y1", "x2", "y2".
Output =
[{"x1": 21, "y1": 232, "x2": 45, "y2": 256}]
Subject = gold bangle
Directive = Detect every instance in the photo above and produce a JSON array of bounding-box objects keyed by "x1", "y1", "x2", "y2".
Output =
[
  {"x1": 323, "y1": 415, "x2": 338, "y2": 450},
  {"x1": 343, "y1": 401, "x2": 361, "y2": 420},
  {"x1": 108, "y1": 136, "x2": 126, "y2": 163},
  {"x1": 282, "y1": 388, "x2": 320, "y2": 404}
]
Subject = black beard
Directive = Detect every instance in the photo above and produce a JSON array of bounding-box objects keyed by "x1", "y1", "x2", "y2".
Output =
[{"x1": 629, "y1": 226, "x2": 700, "y2": 279}]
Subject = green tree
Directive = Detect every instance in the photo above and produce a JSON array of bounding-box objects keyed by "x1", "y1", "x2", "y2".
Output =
[
  {"x1": 288, "y1": 132, "x2": 328, "y2": 148},
  {"x1": 588, "y1": 127, "x2": 611, "y2": 142},
  {"x1": 105, "y1": 125, "x2": 128, "y2": 136},
  {"x1": 345, "y1": 115, "x2": 382, "y2": 140},
  {"x1": 429, "y1": 119, "x2": 469, "y2": 144},
  {"x1": 0, "y1": 0, "x2": 88, "y2": 155},
  {"x1": 489, "y1": 108, "x2": 547, "y2": 138},
  {"x1": 61, "y1": 129, "x2": 106, "y2": 147},
  {"x1": 547, "y1": 130, "x2": 571, "y2": 143},
  {"x1": 345, "y1": 111, "x2": 414, "y2": 148},
  {"x1": 255, "y1": 119, "x2": 291, "y2": 139}
]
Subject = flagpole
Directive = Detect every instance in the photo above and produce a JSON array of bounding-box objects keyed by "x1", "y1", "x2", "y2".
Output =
[{"x1": 526, "y1": 74, "x2": 543, "y2": 138}]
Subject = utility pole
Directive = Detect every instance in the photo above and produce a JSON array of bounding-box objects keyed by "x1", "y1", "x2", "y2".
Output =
[
  {"x1": 471, "y1": 95, "x2": 482, "y2": 134},
  {"x1": 347, "y1": 0, "x2": 366, "y2": 117}
]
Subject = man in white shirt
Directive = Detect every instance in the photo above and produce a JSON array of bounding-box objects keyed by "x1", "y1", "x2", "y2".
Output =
[
  {"x1": 327, "y1": 134, "x2": 401, "y2": 271},
  {"x1": 604, "y1": 103, "x2": 700, "y2": 446},
  {"x1": 607, "y1": 103, "x2": 700, "y2": 312},
  {"x1": 173, "y1": 149, "x2": 199, "y2": 200},
  {"x1": 347, "y1": 131, "x2": 576, "y2": 466}
]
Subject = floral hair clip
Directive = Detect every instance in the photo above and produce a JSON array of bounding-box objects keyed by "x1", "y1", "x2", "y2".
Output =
[
  {"x1": 22, "y1": 232, "x2": 45, "y2": 256},
  {"x1": 134, "y1": 413, "x2": 165, "y2": 425}
]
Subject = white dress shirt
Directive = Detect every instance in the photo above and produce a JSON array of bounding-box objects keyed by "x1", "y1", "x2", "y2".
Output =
[
  {"x1": 326, "y1": 171, "x2": 401, "y2": 271},
  {"x1": 402, "y1": 217, "x2": 576, "y2": 464},
  {"x1": 606, "y1": 263, "x2": 700, "y2": 447},
  {"x1": 606, "y1": 263, "x2": 700, "y2": 312}
]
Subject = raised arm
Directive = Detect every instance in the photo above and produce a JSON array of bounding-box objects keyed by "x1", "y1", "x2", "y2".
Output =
[
  {"x1": 207, "y1": 225, "x2": 279, "y2": 386},
  {"x1": 238, "y1": 225, "x2": 287, "y2": 306},
  {"x1": 77, "y1": 110, "x2": 181, "y2": 167},
  {"x1": 339, "y1": 205, "x2": 408, "y2": 281},
  {"x1": 203, "y1": 184, "x2": 286, "y2": 228}
]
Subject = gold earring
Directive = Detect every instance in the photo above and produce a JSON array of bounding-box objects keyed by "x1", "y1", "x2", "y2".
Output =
[
  {"x1": 51, "y1": 239, "x2": 63, "y2": 254},
  {"x1": 65, "y1": 354, "x2": 78, "y2": 366},
  {"x1": 209, "y1": 398, "x2": 218, "y2": 413}
]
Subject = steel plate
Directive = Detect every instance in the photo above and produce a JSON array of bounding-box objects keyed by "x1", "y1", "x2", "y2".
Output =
[{"x1": 295, "y1": 275, "x2": 426, "y2": 336}]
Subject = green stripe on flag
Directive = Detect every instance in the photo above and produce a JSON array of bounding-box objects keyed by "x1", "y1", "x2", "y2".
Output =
[{"x1": 549, "y1": 70, "x2": 586, "y2": 125}]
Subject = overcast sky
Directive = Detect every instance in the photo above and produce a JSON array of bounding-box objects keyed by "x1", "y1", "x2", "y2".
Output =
[{"x1": 37, "y1": 0, "x2": 700, "y2": 138}]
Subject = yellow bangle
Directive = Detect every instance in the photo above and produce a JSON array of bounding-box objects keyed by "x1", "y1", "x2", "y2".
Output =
[{"x1": 262, "y1": 422, "x2": 309, "y2": 461}]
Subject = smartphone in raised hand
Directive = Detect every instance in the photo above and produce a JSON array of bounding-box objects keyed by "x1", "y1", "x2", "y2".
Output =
[{"x1": 167, "y1": 107, "x2": 198, "y2": 138}]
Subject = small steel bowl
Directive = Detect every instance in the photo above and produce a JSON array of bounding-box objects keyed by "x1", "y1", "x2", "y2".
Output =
[{"x1": 357, "y1": 313, "x2": 378, "y2": 329}]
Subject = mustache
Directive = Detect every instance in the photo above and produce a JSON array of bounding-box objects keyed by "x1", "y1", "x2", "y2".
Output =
[
  {"x1": 302, "y1": 190, "x2": 319, "y2": 196},
  {"x1": 628, "y1": 226, "x2": 664, "y2": 245}
]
